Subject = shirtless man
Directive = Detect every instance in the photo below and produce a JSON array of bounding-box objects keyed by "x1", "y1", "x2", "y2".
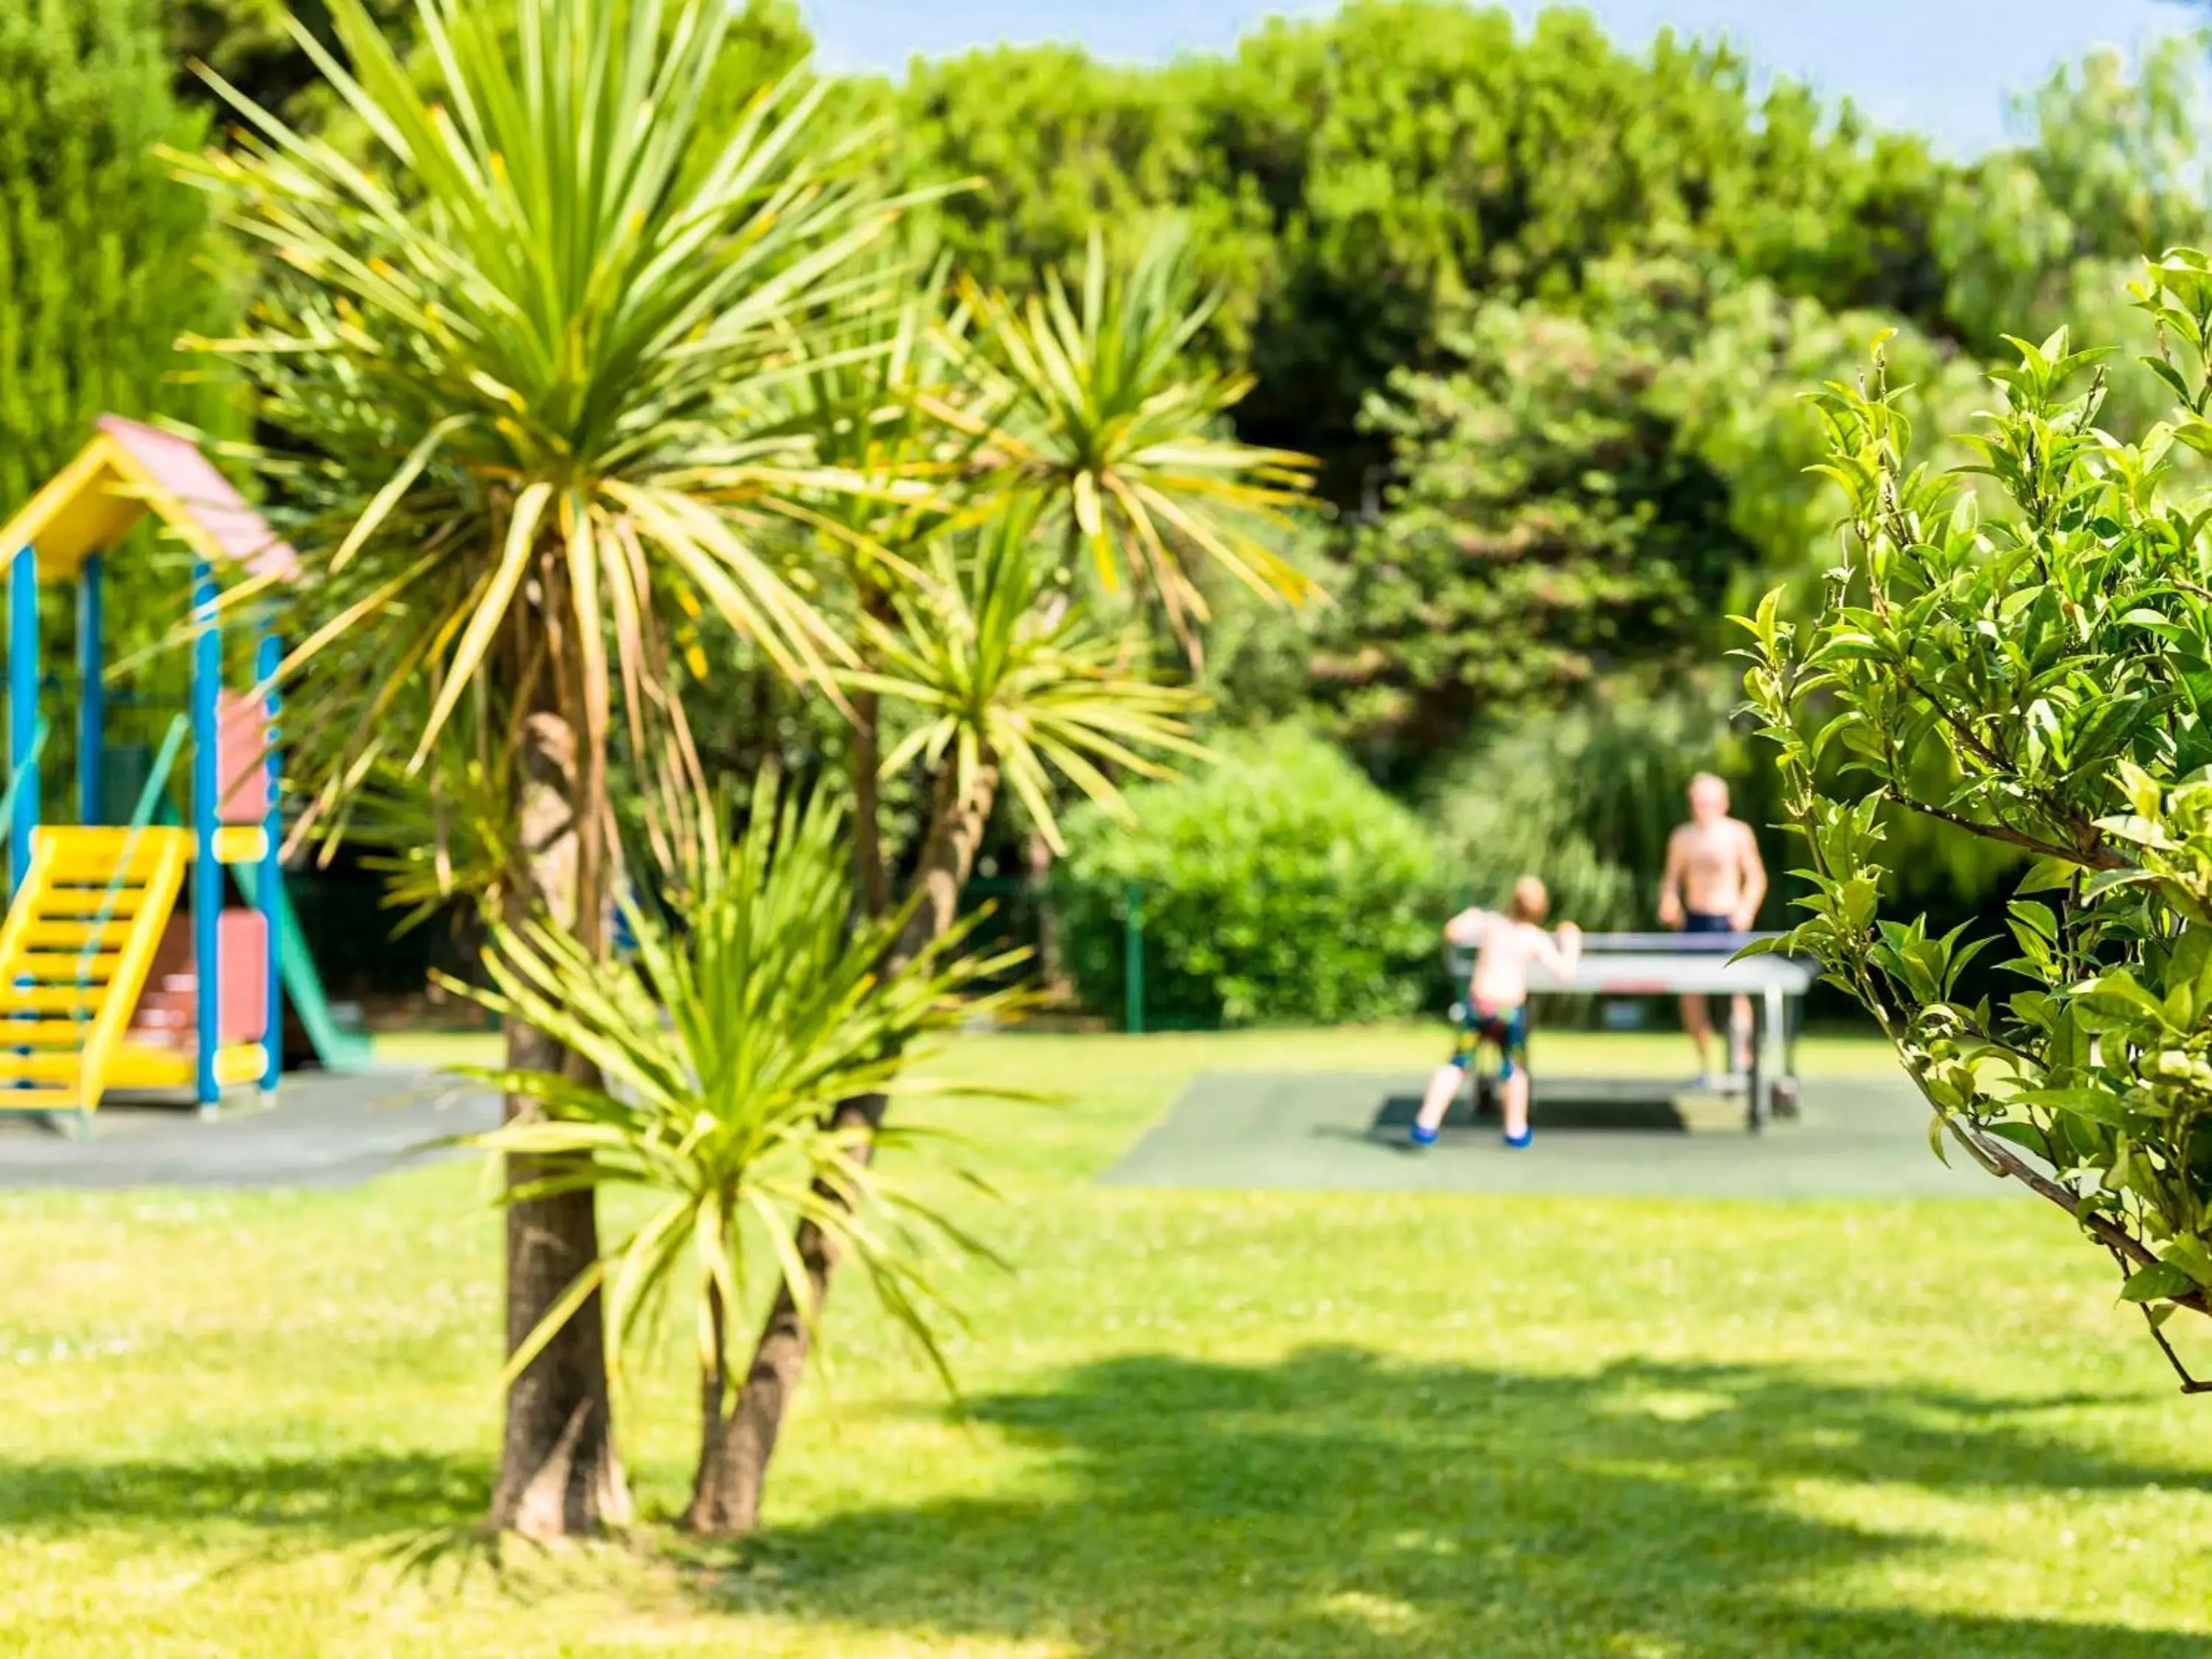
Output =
[{"x1": 1657, "y1": 773, "x2": 1767, "y2": 1085}]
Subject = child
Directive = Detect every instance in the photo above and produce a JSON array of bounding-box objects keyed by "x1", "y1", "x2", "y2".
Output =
[{"x1": 1410, "y1": 876, "x2": 1580, "y2": 1150}]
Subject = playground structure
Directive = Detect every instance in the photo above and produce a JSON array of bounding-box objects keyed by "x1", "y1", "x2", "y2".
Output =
[{"x1": 0, "y1": 417, "x2": 360, "y2": 1127}]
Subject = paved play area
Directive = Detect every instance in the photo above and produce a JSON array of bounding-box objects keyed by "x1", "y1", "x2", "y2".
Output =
[
  {"x1": 1103, "y1": 1068, "x2": 2007, "y2": 1198},
  {"x1": 0, "y1": 1069, "x2": 495, "y2": 1189}
]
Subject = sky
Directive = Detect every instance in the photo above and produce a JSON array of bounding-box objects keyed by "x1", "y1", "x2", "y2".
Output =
[{"x1": 799, "y1": 0, "x2": 2202, "y2": 156}]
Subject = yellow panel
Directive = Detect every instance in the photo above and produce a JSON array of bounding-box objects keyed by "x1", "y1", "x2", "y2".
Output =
[
  {"x1": 0, "y1": 434, "x2": 142, "y2": 581},
  {"x1": 17, "y1": 950, "x2": 118, "y2": 981},
  {"x1": 215, "y1": 1045, "x2": 267, "y2": 1087},
  {"x1": 212, "y1": 827, "x2": 270, "y2": 866},
  {"x1": 107, "y1": 1044, "x2": 191, "y2": 1089},
  {"x1": 39, "y1": 827, "x2": 192, "y2": 883},
  {"x1": 0, "y1": 1089, "x2": 80, "y2": 1113},
  {"x1": 0, "y1": 826, "x2": 189, "y2": 1112},
  {"x1": 0, "y1": 1052, "x2": 81, "y2": 1083},
  {"x1": 21, "y1": 920, "x2": 134, "y2": 950},
  {"x1": 0, "y1": 1017, "x2": 89, "y2": 1048}
]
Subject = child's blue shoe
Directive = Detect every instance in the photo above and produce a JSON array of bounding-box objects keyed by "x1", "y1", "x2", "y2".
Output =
[
  {"x1": 1408, "y1": 1122, "x2": 1439, "y2": 1147},
  {"x1": 1503, "y1": 1127, "x2": 1534, "y2": 1150}
]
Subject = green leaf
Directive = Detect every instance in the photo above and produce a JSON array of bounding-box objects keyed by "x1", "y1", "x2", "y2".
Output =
[
  {"x1": 2017, "y1": 1086, "x2": 2137, "y2": 1127},
  {"x1": 2121, "y1": 1261, "x2": 2198, "y2": 1303},
  {"x1": 1982, "y1": 1120, "x2": 2052, "y2": 1161},
  {"x1": 2144, "y1": 354, "x2": 2198, "y2": 409}
]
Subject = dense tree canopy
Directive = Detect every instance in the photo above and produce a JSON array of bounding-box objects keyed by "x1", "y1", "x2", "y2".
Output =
[
  {"x1": 894, "y1": 4, "x2": 1982, "y2": 501},
  {"x1": 1315, "y1": 259, "x2": 1755, "y2": 776},
  {"x1": 41, "y1": 0, "x2": 2212, "y2": 982}
]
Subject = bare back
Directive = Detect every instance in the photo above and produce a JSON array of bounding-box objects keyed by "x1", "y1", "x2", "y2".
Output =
[{"x1": 1446, "y1": 909, "x2": 1578, "y2": 1009}]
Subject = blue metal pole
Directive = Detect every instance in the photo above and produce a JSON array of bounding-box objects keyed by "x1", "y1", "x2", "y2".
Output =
[
  {"x1": 77, "y1": 554, "x2": 102, "y2": 825},
  {"x1": 256, "y1": 627, "x2": 282, "y2": 1096},
  {"x1": 192, "y1": 562, "x2": 220, "y2": 1114},
  {"x1": 7, "y1": 544, "x2": 36, "y2": 900}
]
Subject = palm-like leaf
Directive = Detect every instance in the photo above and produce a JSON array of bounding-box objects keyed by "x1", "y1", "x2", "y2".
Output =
[
  {"x1": 452, "y1": 775, "x2": 1031, "y2": 1406},
  {"x1": 173, "y1": 0, "x2": 916, "y2": 839},
  {"x1": 338, "y1": 685, "x2": 522, "y2": 933},
  {"x1": 952, "y1": 222, "x2": 1324, "y2": 644},
  {"x1": 854, "y1": 501, "x2": 1211, "y2": 854},
  {"x1": 773, "y1": 243, "x2": 987, "y2": 582}
]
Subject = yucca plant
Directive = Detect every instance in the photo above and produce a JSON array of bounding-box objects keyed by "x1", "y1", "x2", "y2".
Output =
[
  {"x1": 953, "y1": 222, "x2": 1324, "y2": 648},
  {"x1": 717, "y1": 496, "x2": 1210, "y2": 1517},
  {"x1": 456, "y1": 776, "x2": 1026, "y2": 1536},
  {"x1": 951, "y1": 221, "x2": 1326, "y2": 995},
  {"x1": 858, "y1": 498, "x2": 1211, "y2": 956},
  {"x1": 173, "y1": 0, "x2": 912, "y2": 1536},
  {"x1": 712, "y1": 231, "x2": 1319, "y2": 1507},
  {"x1": 772, "y1": 243, "x2": 984, "y2": 915}
]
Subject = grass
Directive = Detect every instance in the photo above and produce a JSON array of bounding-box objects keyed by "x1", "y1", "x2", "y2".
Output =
[{"x1": 4, "y1": 1026, "x2": 2212, "y2": 1655}]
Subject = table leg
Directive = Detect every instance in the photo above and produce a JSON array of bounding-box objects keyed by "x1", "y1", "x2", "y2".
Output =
[{"x1": 1764, "y1": 984, "x2": 1790, "y2": 1121}]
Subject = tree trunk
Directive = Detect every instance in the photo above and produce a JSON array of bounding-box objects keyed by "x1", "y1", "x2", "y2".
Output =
[
  {"x1": 1026, "y1": 827, "x2": 1070, "y2": 998},
  {"x1": 684, "y1": 1273, "x2": 743, "y2": 1531},
  {"x1": 684, "y1": 1180, "x2": 858, "y2": 1534},
  {"x1": 849, "y1": 684, "x2": 890, "y2": 920},
  {"x1": 487, "y1": 707, "x2": 630, "y2": 1537},
  {"x1": 703, "y1": 755, "x2": 999, "y2": 1537},
  {"x1": 896, "y1": 755, "x2": 1000, "y2": 965},
  {"x1": 849, "y1": 582, "x2": 895, "y2": 920}
]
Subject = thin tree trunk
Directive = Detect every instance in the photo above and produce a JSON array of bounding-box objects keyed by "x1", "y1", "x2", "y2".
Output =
[
  {"x1": 849, "y1": 582, "x2": 894, "y2": 920},
  {"x1": 1026, "y1": 827, "x2": 1069, "y2": 998},
  {"x1": 487, "y1": 704, "x2": 630, "y2": 1537},
  {"x1": 684, "y1": 1274, "x2": 740, "y2": 1530},
  {"x1": 700, "y1": 756, "x2": 999, "y2": 1537},
  {"x1": 849, "y1": 685, "x2": 890, "y2": 920},
  {"x1": 897, "y1": 755, "x2": 1000, "y2": 964}
]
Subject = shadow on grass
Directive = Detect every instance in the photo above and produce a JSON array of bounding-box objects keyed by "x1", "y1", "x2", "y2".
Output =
[
  {"x1": 1, "y1": 1353, "x2": 2205, "y2": 1655},
  {"x1": 0, "y1": 1449, "x2": 488, "y2": 1543},
  {"x1": 714, "y1": 1349, "x2": 2212, "y2": 1658}
]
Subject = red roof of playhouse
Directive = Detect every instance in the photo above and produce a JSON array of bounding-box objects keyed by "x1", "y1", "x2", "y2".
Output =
[{"x1": 0, "y1": 415, "x2": 297, "y2": 582}]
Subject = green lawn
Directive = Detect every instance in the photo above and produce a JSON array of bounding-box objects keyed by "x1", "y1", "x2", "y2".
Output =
[{"x1": 4, "y1": 1027, "x2": 2212, "y2": 1656}]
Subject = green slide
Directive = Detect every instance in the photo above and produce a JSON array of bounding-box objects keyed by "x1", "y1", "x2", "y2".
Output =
[{"x1": 232, "y1": 861, "x2": 376, "y2": 1074}]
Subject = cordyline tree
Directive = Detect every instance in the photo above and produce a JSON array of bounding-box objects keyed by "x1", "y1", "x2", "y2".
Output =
[
  {"x1": 698, "y1": 228, "x2": 1320, "y2": 1534},
  {"x1": 1743, "y1": 250, "x2": 2212, "y2": 1388},
  {"x1": 456, "y1": 776, "x2": 1032, "y2": 1534},
  {"x1": 389, "y1": 226, "x2": 1315, "y2": 1534},
  {"x1": 175, "y1": 0, "x2": 917, "y2": 1535}
]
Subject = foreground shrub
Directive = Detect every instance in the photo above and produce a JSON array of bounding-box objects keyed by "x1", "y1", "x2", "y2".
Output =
[
  {"x1": 1745, "y1": 258, "x2": 2212, "y2": 1386},
  {"x1": 1056, "y1": 726, "x2": 1445, "y2": 1026},
  {"x1": 459, "y1": 779, "x2": 1023, "y2": 1536}
]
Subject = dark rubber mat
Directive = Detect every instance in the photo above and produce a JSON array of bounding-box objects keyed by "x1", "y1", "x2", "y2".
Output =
[
  {"x1": 0, "y1": 1069, "x2": 496, "y2": 1189},
  {"x1": 1102, "y1": 1070, "x2": 2008, "y2": 1198}
]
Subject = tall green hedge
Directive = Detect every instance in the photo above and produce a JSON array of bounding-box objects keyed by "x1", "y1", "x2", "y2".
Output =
[
  {"x1": 1055, "y1": 726, "x2": 1447, "y2": 1027},
  {"x1": 0, "y1": 0, "x2": 225, "y2": 512}
]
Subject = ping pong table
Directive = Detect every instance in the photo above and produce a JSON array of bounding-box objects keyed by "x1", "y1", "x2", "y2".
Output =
[{"x1": 1444, "y1": 931, "x2": 1816, "y2": 1132}]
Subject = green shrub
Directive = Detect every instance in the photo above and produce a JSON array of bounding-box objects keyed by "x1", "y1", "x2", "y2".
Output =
[{"x1": 1055, "y1": 726, "x2": 1446, "y2": 1027}]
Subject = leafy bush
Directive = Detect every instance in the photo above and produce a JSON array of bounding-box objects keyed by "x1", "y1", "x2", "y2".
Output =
[
  {"x1": 1055, "y1": 726, "x2": 1446, "y2": 1026},
  {"x1": 1743, "y1": 258, "x2": 2212, "y2": 1374}
]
